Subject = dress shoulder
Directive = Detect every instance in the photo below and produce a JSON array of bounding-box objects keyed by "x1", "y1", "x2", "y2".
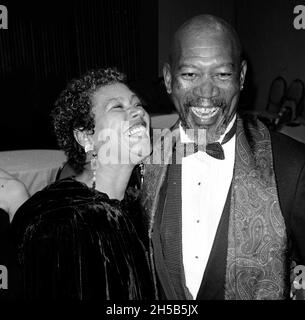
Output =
[
  {"x1": 10, "y1": 178, "x2": 117, "y2": 244},
  {"x1": 9, "y1": 179, "x2": 156, "y2": 299}
]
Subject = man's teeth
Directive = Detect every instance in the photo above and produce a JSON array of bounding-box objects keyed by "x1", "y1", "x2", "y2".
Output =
[
  {"x1": 128, "y1": 125, "x2": 146, "y2": 136},
  {"x1": 191, "y1": 107, "x2": 218, "y2": 118}
]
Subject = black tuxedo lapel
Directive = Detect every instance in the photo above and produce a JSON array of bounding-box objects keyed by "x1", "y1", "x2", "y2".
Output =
[
  {"x1": 151, "y1": 165, "x2": 176, "y2": 299},
  {"x1": 156, "y1": 163, "x2": 192, "y2": 299}
]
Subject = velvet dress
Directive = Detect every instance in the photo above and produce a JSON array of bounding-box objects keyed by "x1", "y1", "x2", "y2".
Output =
[{"x1": 10, "y1": 178, "x2": 156, "y2": 300}]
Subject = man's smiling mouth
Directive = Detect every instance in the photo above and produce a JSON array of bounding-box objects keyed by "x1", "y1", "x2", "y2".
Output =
[{"x1": 190, "y1": 106, "x2": 219, "y2": 119}]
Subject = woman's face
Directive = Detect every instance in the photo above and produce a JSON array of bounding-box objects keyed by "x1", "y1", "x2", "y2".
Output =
[{"x1": 91, "y1": 83, "x2": 151, "y2": 165}]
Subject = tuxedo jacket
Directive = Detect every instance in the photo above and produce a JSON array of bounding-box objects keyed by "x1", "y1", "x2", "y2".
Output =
[{"x1": 142, "y1": 116, "x2": 305, "y2": 300}]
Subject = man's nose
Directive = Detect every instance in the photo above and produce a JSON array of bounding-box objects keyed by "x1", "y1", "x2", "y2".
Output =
[{"x1": 193, "y1": 79, "x2": 219, "y2": 99}]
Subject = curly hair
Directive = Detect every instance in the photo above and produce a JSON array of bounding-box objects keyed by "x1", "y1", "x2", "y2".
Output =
[{"x1": 52, "y1": 67, "x2": 127, "y2": 174}]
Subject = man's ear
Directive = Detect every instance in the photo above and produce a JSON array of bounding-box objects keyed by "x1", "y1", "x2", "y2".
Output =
[
  {"x1": 73, "y1": 129, "x2": 94, "y2": 151},
  {"x1": 239, "y1": 60, "x2": 247, "y2": 90},
  {"x1": 163, "y1": 63, "x2": 173, "y2": 95}
]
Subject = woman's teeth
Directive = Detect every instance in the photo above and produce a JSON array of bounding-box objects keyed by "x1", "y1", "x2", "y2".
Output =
[
  {"x1": 128, "y1": 125, "x2": 146, "y2": 136},
  {"x1": 191, "y1": 107, "x2": 219, "y2": 118}
]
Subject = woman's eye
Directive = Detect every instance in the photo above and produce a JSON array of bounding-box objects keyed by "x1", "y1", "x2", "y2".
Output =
[{"x1": 112, "y1": 105, "x2": 123, "y2": 109}]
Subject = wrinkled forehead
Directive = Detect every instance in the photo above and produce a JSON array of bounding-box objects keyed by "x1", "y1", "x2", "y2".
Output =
[{"x1": 171, "y1": 29, "x2": 238, "y2": 66}]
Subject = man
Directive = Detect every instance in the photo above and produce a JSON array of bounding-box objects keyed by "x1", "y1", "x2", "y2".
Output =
[{"x1": 142, "y1": 14, "x2": 305, "y2": 300}]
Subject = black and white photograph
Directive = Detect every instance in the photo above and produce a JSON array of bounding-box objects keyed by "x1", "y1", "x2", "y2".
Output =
[{"x1": 0, "y1": 0, "x2": 305, "y2": 312}]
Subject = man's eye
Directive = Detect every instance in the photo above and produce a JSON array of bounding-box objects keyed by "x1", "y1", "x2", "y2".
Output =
[
  {"x1": 181, "y1": 73, "x2": 197, "y2": 80},
  {"x1": 216, "y1": 73, "x2": 232, "y2": 80}
]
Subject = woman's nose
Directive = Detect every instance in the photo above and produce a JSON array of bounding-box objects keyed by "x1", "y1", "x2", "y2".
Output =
[{"x1": 130, "y1": 106, "x2": 144, "y2": 119}]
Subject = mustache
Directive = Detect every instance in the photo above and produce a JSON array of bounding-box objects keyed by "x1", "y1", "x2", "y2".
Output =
[{"x1": 184, "y1": 97, "x2": 227, "y2": 109}]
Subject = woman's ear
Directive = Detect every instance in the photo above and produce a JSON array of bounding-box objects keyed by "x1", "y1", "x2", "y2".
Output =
[{"x1": 73, "y1": 129, "x2": 94, "y2": 152}]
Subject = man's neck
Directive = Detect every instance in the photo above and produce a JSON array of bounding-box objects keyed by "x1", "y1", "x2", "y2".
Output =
[{"x1": 179, "y1": 114, "x2": 237, "y2": 144}]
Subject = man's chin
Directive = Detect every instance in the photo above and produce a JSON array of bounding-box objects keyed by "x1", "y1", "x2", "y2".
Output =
[
  {"x1": 185, "y1": 115, "x2": 220, "y2": 130},
  {"x1": 185, "y1": 115, "x2": 230, "y2": 141}
]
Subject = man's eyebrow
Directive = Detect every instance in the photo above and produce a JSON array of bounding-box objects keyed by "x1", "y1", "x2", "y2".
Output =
[
  {"x1": 214, "y1": 63, "x2": 235, "y2": 68},
  {"x1": 177, "y1": 64, "x2": 199, "y2": 70}
]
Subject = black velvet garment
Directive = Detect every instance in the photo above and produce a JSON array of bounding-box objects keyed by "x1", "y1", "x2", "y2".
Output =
[{"x1": 10, "y1": 178, "x2": 156, "y2": 300}]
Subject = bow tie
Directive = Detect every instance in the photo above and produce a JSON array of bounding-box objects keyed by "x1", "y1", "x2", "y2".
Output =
[
  {"x1": 180, "y1": 120, "x2": 237, "y2": 160},
  {"x1": 194, "y1": 142, "x2": 225, "y2": 159}
]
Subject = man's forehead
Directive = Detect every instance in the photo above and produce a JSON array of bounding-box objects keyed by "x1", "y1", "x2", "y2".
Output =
[
  {"x1": 183, "y1": 43, "x2": 233, "y2": 54},
  {"x1": 178, "y1": 41, "x2": 234, "y2": 59},
  {"x1": 187, "y1": 44, "x2": 225, "y2": 49},
  {"x1": 181, "y1": 29, "x2": 232, "y2": 48},
  {"x1": 172, "y1": 32, "x2": 236, "y2": 61}
]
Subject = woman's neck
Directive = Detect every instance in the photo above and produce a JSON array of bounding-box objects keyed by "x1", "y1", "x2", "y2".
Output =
[{"x1": 77, "y1": 164, "x2": 135, "y2": 200}]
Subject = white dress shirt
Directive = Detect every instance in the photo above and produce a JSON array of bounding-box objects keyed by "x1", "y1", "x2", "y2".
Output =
[{"x1": 181, "y1": 116, "x2": 236, "y2": 299}]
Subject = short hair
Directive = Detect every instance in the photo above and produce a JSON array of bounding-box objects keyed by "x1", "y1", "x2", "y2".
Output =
[{"x1": 52, "y1": 67, "x2": 127, "y2": 174}]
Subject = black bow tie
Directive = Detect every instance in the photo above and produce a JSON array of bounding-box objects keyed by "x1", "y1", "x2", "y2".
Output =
[
  {"x1": 194, "y1": 142, "x2": 225, "y2": 159},
  {"x1": 181, "y1": 120, "x2": 237, "y2": 160}
]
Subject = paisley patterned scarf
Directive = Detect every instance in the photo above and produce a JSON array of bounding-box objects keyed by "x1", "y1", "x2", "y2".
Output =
[{"x1": 225, "y1": 117, "x2": 287, "y2": 300}]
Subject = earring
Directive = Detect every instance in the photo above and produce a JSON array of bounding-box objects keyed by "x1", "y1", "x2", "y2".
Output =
[
  {"x1": 84, "y1": 141, "x2": 94, "y2": 153},
  {"x1": 139, "y1": 162, "x2": 145, "y2": 189},
  {"x1": 90, "y1": 151, "x2": 99, "y2": 189},
  {"x1": 84, "y1": 141, "x2": 98, "y2": 189}
]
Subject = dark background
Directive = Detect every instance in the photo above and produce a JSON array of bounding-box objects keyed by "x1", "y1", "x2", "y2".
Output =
[
  {"x1": 0, "y1": 0, "x2": 160, "y2": 151},
  {"x1": 1, "y1": 0, "x2": 305, "y2": 151}
]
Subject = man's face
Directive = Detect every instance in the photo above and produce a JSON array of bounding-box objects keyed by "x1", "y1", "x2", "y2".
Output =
[{"x1": 164, "y1": 30, "x2": 247, "y2": 141}]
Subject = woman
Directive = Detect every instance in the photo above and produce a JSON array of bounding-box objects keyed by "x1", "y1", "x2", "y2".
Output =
[{"x1": 10, "y1": 68, "x2": 157, "y2": 299}]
